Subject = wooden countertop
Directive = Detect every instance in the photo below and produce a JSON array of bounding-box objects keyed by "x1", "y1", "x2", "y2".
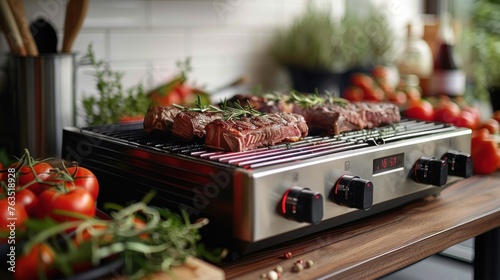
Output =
[{"x1": 221, "y1": 173, "x2": 500, "y2": 279}]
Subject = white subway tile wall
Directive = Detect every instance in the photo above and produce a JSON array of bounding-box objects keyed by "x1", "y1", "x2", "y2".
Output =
[{"x1": 0, "y1": 0, "x2": 420, "y2": 127}]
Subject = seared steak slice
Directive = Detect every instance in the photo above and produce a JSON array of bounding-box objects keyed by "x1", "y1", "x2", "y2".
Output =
[
  {"x1": 354, "y1": 102, "x2": 401, "y2": 128},
  {"x1": 171, "y1": 111, "x2": 223, "y2": 141},
  {"x1": 205, "y1": 113, "x2": 308, "y2": 152},
  {"x1": 143, "y1": 106, "x2": 181, "y2": 133}
]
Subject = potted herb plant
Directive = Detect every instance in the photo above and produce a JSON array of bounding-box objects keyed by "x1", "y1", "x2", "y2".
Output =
[{"x1": 270, "y1": 2, "x2": 397, "y2": 95}]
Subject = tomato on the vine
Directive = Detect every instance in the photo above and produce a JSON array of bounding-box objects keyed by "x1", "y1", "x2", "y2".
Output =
[
  {"x1": 0, "y1": 198, "x2": 28, "y2": 243},
  {"x1": 14, "y1": 243, "x2": 56, "y2": 280},
  {"x1": 16, "y1": 162, "x2": 53, "y2": 195},
  {"x1": 36, "y1": 187, "x2": 96, "y2": 222},
  {"x1": 64, "y1": 166, "x2": 100, "y2": 200},
  {"x1": 15, "y1": 189, "x2": 38, "y2": 216}
]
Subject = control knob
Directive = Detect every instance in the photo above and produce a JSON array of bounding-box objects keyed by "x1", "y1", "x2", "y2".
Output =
[
  {"x1": 413, "y1": 156, "x2": 448, "y2": 186},
  {"x1": 281, "y1": 187, "x2": 323, "y2": 224},
  {"x1": 331, "y1": 175, "x2": 373, "y2": 211},
  {"x1": 442, "y1": 150, "x2": 473, "y2": 178}
]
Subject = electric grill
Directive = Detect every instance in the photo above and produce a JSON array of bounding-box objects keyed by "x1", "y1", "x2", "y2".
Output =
[{"x1": 62, "y1": 119, "x2": 472, "y2": 257}]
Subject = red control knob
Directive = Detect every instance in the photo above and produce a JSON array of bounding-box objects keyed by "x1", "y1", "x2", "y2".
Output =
[
  {"x1": 281, "y1": 187, "x2": 323, "y2": 224},
  {"x1": 414, "y1": 156, "x2": 448, "y2": 186},
  {"x1": 331, "y1": 175, "x2": 373, "y2": 211},
  {"x1": 442, "y1": 150, "x2": 473, "y2": 178}
]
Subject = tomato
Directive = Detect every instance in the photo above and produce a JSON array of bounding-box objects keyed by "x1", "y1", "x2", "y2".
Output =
[
  {"x1": 350, "y1": 73, "x2": 374, "y2": 93},
  {"x1": 0, "y1": 198, "x2": 28, "y2": 243},
  {"x1": 404, "y1": 99, "x2": 434, "y2": 121},
  {"x1": 453, "y1": 111, "x2": 478, "y2": 129},
  {"x1": 404, "y1": 87, "x2": 422, "y2": 102},
  {"x1": 363, "y1": 86, "x2": 385, "y2": 102},
  {"x1": 16, "y1": 189, "x2": 38, "y2": 216},
  {"x1": 174, "y1": 84, "x2": 193, "y2": 100},
  {"x1": 492, "y1": 110, "x2": 500, "y2": 124},
  {"x1": 16, "y1": 162, "x2": 53, "y2": 195},
  {"x1": 388, "y1": 90, "x2": 408, "y2": 105},
  {"x1": 64, "y1": 166, "x2": 100, "y2": 200},
  {"x1": 14, "y1": 243, "x2": 56, "y2": 280},
  {"x1": 371, "y1": 65, "x2": 390, "y2": 81},
  {"x1": 433, "y1": 99, "x2": 461, "y2": 123},
  {"x1": 471, "y1": 128, "x2": 500, "y2": 174},
  {"x1": 479, "y1": 118, "x2": 500, "y2": 134},
  {"x1": 36, "y1": 187, "x2": 96, "y2": 222},
  {"x1": 343, "y1": 86, "x2": 364, "y2": 102}
]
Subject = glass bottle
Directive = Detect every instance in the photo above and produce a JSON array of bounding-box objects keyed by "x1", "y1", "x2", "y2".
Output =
[{"x1": 430, "y1": 0, "x2": 465, "y2": 97}]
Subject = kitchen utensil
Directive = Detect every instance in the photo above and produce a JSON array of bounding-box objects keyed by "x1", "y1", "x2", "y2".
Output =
[
  {"x1": 0, "y1": 0, "x2": 27, "y2": 56},
  {"x1": 62, "y1": 0, "x2": 89, "y2": 53},
  {"x1": 30, "y1": 18, "x2": 58, "y2": 54},
  {"x1": 7, "y1": 0, "x2": 38, "y2": 56}
]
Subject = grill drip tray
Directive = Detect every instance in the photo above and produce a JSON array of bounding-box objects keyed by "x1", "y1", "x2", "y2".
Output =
[{"x1": 62, "y1": 120, "x2": 472, "y2": 257}]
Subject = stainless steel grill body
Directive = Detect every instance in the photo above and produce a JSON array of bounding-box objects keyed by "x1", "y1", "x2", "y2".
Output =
[{"x1": 62, "y1": 120, "x2": 471, "y2": 255}]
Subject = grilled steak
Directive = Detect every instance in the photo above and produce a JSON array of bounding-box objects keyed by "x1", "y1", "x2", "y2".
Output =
[
  {"x1": 171, "y1": 111, "x2": 223, "y2": 141},
  {"x1": 226, "y1": 94, "x2": 401, "y2": 135},
  {"x1": 143, "y1": 106, "x2": 181, "y2": 133},
  {"x1": 205, "y1": 113, "x2": 308, "y2": 152}
]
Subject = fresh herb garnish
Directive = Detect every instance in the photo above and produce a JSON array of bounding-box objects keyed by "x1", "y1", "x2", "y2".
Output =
[
  {"x1": 263, "y1": 90, "x2": 348, "y2": 108},
  {"x1": 174, "y1": 96, "x2": 265, "y2": 120}
]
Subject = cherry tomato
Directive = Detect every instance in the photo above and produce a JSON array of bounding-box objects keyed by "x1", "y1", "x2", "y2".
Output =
[
  {"x1": 174, "y1": 84, "x2": 193, "y2": 100},
  {"x1": 433, "y1": 99, "x2": 461, "y2": 124},
  {"x1": 64, "y1": 166, "x2": 100, "y2": 200},
  {"x1": 479, "y1": 118, "x2": 500, "y2": 134},
  {"x1": 363, "y1": 86, "x2": 385, "y2": 102},
  {"x1": 492, "y1": 110, "x2": 500, "y2": 124},
  {"x1": 388, "y1": 90, "x2": 408, "y2": 105},
  {"x1": 36, "y1": 187, "x2": 96, "y2": 222},
  {"x1": 0, "y1": 198, "x2": 28, "y2": 243},
  {"x1": 403, "y1": 99, "x2": 435, "y2": 121},
  {"x1": 343, "y1": 86, "x2": 364, "y2": 102},
  {"x1": 371, "y1": 65, "x2": 390, "y2": 81},
  {"x1": 14, "y1": 243, "x2": 56, "y2": 280},
  {"x1": 16, "y1": 162, "x2": 53, "y2": 195},
  {"x1": 453, "y1": 111, "x2": 478, "y2": 129},
  {"x1": 350, "y1": 73, "x2": 374, "y2": 93},
  {"x1": 404, "y1": 87, "x2": 422, "y2": 102},
  {"x1": 16, "y1": 189, "x2": 38, "y2": 216}
]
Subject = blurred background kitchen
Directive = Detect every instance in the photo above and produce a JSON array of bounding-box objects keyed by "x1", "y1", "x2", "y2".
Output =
[
  {"x1": 1, "y1": 0, "x2": 496, "y2": 157},
  {"x1": 0, "y1": 0, "x2": 496, "y2": 278}
]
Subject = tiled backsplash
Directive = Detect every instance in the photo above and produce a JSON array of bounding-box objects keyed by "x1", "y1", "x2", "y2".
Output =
[{"x1": 1, "y1": 0, "x2": 420, "y2": 126}]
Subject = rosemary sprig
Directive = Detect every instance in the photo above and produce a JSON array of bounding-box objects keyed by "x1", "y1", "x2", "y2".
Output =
[
  {"x1": 263, "y1": 90, "x2": 348, "y2": 108},
  {"x1": 174, "y1": 96, "x2": 265, "y2": 120}
]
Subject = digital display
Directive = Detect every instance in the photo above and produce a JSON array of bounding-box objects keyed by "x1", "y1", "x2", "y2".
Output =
[{"x1": 373, "y1": 153, "x2": 405, "y2": 174}]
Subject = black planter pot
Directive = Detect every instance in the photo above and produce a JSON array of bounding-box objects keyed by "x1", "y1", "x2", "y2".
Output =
[
  {"x1": 286, "y1": 66, "x2": 340, "y2": 96},
  {"x1": 286, "y1": 66, "x2": 374, "y2": 98},
  {"x1": 488, "y1": 86, "x2": 500, "y2": 112}
]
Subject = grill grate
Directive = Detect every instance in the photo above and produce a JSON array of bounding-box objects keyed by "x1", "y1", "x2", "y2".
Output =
[{"x1": 82, "y1": 119, "x2": 456, "y2": 169}]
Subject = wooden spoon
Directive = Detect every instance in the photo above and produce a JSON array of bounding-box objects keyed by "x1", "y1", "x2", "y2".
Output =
[
  {"x1": 0, "y1": 0, "x2": 26, "y2": 56},
  {"x1": 7, "y1": 0, "x2": 38, "y2": 56},
  {"x1": 61, "y1": 0, "x2": 89, "y2": 53}
]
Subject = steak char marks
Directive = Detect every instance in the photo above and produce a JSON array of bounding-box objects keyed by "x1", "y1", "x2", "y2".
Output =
[
  {"x1": 227, "y1": 95, "x2": 401, "y2": 135},
  {"x1": 205, "y1": 113, "x2": 308, "y2": 152}
]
